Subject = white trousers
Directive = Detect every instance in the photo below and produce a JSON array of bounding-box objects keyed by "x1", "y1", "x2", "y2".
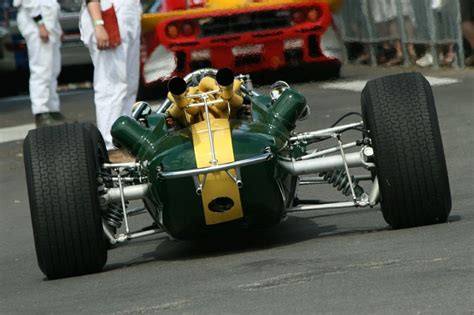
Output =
[
  {"x1": 80, "y1": 0, "x2": 141, "y2": 149},
  {"x1": 17, "y1": 5, "x2": 62, "y2": 115}
]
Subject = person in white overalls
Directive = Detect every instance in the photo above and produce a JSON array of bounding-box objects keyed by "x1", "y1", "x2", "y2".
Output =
[
  {"x1": 80, "y1": 0, "x2": 141, "y2": 160},
  {"x1": 14, "y1": 0, "x2": 65, "y2": 127}
]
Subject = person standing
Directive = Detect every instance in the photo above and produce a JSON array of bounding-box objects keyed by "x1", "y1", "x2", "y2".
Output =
[
  {"x1": 369, "y1": 0, "x2": 417, "y2": 66},
  {"x1": 79, "y1": 0, "x2": 141, "y2": 161},
  {"x1": 461, "y1": 0, "x2": 474, "y2": 66},
  {"x1": 14, "y1": 0, "x2": 65, "y2": 127}
]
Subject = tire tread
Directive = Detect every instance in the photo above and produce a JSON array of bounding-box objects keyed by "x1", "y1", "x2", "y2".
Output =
[
  {"x1": 24, "y1": 123, "x2": 107, "y2": 279},
  {"x1": 361, "y1": 73, "x2": 451, "y2": 228}
]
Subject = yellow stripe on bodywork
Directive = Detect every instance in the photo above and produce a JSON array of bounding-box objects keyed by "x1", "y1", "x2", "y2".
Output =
[{"x1": 191, "y1": 119, "x2": 243, "y2": 225}]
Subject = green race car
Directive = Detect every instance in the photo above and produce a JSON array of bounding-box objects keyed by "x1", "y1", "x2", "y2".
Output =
[{"x1": 23, "y1": 68, "x2": 451, "y2": 279}]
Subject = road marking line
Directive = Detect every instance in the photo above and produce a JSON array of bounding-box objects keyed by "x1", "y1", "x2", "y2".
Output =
[
  {"x1": 238, "y1": 271, "x2": 313, "y2": 291},
  {"x1": 319, "y1": 76, "x2": 460, "y2": 92},
  {"x1": 114, "y1": 300, "x2": 190, "y2": 314},
  {"x1": 0, "y1": 123, "x2": 35, "y2": 144},
  {"x1": 425, "y1": 76, "x2": 460, "y2": 86},
  {"x1": 0, "y1": 89, "x2": 92, "y2": 103}
]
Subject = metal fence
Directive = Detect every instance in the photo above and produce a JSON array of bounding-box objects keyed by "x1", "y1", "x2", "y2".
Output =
[{"x1": 333, "y1": 0, "x2": 465, "y2": 68}]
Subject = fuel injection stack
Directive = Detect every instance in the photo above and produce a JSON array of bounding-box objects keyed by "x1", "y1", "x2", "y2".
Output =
[{"x1": 166, "y1": 68, "x2": 244, "y2": 125}]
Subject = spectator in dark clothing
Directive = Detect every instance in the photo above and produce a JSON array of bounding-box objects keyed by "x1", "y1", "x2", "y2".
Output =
[{"x1": 461, "y1": 0, "x2": 474, "y2": 66}]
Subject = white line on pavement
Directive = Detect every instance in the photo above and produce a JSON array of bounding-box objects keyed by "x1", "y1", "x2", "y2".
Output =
[
  {"x1": 319, "y1": 76, "x2": 460, "y2": 92},
  {"x1": 0, "y1": 104, "x2": 159, "y2": 144},
  {"x1": 0, "y1": 89, "x2": 92, "y2": 103},
  {"x1": 425, "y1": 76, "x2": 460, "y2": 86},
  {"x1": 0, "y1": 123, "x2": 35, "y2": 144}
]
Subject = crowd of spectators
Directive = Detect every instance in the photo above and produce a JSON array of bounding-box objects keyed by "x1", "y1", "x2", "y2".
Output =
[{"x1": 338, "y1": 0, "x2": 474, "y2": 67}]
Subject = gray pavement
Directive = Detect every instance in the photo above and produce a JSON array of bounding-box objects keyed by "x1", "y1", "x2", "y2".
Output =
[{"x1": 1, "y1": 65, "x2": 473, "y2": 314}]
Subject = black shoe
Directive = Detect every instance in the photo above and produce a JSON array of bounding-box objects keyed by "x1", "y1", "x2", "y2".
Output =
[
  {"x1": 50, "y1": 112, "x2": 66, "y2": 123},
  {"x1": 465, "y1": 54, "x2": 474, "y2": 66},
  {"x1": 35, "y1": 113, "x2": 55, "y2": 128},
  {"x1": 35, "y1": 112, "x2": 67, "y2": 128}
]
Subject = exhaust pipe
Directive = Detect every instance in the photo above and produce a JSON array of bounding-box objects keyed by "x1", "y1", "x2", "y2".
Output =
[
  {"x1": 168, "y1": 76, "x2": 189, "y2": 109},
  {"x1": 216, "y1": 68, "x2": 243, "y2": 109},
  {"x1": 216, "y1": 68, "x2": 235, "y2": 100}
]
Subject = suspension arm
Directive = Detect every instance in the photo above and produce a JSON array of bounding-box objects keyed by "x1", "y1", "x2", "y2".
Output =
[
  {"x1": 279, "y1": 151, "x2": 364, "y2": 175},
  {"x1": 290, "y1": 121, "x2": 364, "y2": 143},
  {"x1": 100, "y1": 184, "x2": 149, "y2": 203}
]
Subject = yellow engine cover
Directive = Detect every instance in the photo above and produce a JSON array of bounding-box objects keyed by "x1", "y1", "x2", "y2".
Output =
[{"x1": 191, "y1": 119, "x2": 243, "y2": 225}]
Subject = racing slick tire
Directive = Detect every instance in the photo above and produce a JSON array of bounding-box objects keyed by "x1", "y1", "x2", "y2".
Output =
[
  {"x1": 361, "y1": 72, "x2": 451, "y2": 229},
  {"x1": 23, "y1": 123, "x2": 107, "y2": 279}
]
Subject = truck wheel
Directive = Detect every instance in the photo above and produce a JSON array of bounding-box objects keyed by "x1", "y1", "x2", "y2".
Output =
[
  {"x1": 23, "y1": 123, "x2": 107, "y2": 279},
  {"x1": 361, "y1": 73, "x2": 451, "y2": 228}
]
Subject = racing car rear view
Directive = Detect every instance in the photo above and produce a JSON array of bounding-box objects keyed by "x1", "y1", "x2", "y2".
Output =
[
  {"x1": 23, "y1": 68, "x2": 451, "y2": 279},
  {"x1": 140, "y1": 0, "x2": 343, "y2": 92}
]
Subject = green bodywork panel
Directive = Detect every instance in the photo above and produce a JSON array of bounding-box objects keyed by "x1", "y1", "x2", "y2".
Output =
[{"x1": 111, "y1": 89, "x2": 306, "y2": 239}]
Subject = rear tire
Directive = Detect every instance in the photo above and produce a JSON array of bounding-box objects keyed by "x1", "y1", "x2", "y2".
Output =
[
  {"x1": 24, "y1": 123, "x2": 107, "y2": 279},
  {"x1": 361, "y1": 72, "x2": 451, "y2": 228}
]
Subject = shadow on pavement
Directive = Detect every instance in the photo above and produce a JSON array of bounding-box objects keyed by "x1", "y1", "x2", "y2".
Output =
[{"x1": 104, "y1": 208, "x2": 392, "y2": 272}]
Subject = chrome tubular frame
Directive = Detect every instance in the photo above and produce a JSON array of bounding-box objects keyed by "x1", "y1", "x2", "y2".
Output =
[
  {"x1": 290, "y1": 121, "x2": 364, "y2": 143},
  {"x1": 158, "y1": 152, "x2": 273, "y2": 179},
  {"x1": 100, "y1": 162, "x2": 163, "y2": 245},
  {"x1": 201, "y1": 94, "x2": 219, "y2": 165},
  {"x1": 287, "y1": 201, "x2": 357, "y2": 212},
  {"x1": 300, "y1": 141, "x2": 358, "y2": 160},
  {"x1": 283, "y1": 122, "x2": 380, "y2": 211},
  {"x1": 102, "y1": 162, "x2": 141, "y2": 169},
  {"x1": 103, "y1": 221, "x2": 163, "y2": 245},
  {"x1": 299, "y1": 175, "x2": 373, "y2": 185},
  {"x1": 100, "y1": 184, "x2": 149, "y2": 203},
  {"x1": 286, "y1": 177, "x2": 379, "y2": 212},
  {"x1": 279, "y1": 151, "x2": 365, "y2": 175},
  {"x1": 159, "y1": 152, "x2": 273, "y2": 195}
]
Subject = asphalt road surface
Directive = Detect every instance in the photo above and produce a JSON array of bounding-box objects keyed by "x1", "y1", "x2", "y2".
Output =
[{"x1": 1, "y1": 66, "x2": 473, "y2": 314}]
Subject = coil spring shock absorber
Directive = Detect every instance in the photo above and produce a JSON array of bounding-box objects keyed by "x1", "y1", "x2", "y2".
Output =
[
  {"x1": 102, "y1": 204, "x2": 124, "y2": 229},
  {"x1": 98, "y1": 177, "x2": 123, "y2": 228},
  {"x1": 320, "y1": 169, "x2": 364, "y2": 197}
]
